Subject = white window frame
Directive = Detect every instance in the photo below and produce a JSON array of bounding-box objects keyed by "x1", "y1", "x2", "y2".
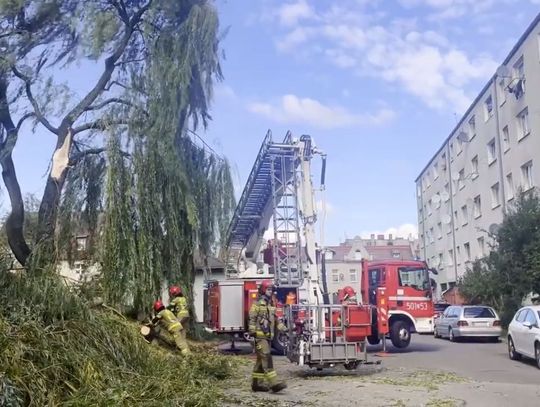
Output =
[
  {"x1": 456, "y1": 246, "x2": 461, "y2": 265},
  {"x1": 477, "y1": 237, "x2": 485, "y2": 257},
  {"x1": 490, "y1": 183, "x2": 500, "y2": 209},
  {"x1": 433, "y1": 162, "x2": 439, "y2": 180},
  {"x1": 468, "y1": 116, "x2": 476, "y2": 140},
  {"x1": 464, "y1": 242, "x2": 471, "y2": 261},
  {"x1": 487, "y1": 139, "x2": 496, "y2": 165},
  {"x1": 517, "y1": 108, "x2": 530, "y2": 141},
  {"x1": 471, "y1": 155, "x2": 479, "y2": 179},
  {"x1": 484, "y1": 95, "x2": 493, "y2": 121},
  {"x1": 498, "y1": 78, "x2": 506, "y2": 106},
  {"x1": 521, "y1": 161, "x2": 534, "y2": 191},
  {"x1": 349, "y1": 269, "x2": 358, "y2": 282},
  {"x1": 513, "y1": 56, "x2": 525, "y2": 97},
  {"x1": 458, "y1": 169, "x2": 465, "y2": 190},
  {"x1": 448, "y1": 249, "x2": 454, "y2": 267},
  {"x1": 502, "y1": 126, "x2": 510, "y2": 152},
  {"x1": 506, "y1": 173, "x2": 514, "y2": 201},
  {"x1": 461, "y1": 205, "x2": 468, "y2": 226},
  {"x1": 332, "y1": 269, "x2": 339, "y2": 282},
  {"x1": 437, "y1": 222, "x2": 442, "y2": 240},
  {"x1": 473, "y1": 195, "x2": 482, "y2": 219}
]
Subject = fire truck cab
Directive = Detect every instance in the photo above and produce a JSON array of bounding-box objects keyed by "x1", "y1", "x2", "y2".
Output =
[{"x1": 362, "y1": 260, "x2": 434, "y2": 348}]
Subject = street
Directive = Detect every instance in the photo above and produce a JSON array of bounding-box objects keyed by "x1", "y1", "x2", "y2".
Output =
[{"x1": 223, "y1": 334, "x2": 540, "y2": 407}]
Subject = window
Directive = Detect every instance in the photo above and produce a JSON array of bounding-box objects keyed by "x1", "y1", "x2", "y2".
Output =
[
  {"x1": 457, "y1": 137, "x2": 463, "y2": 155},
  {"x1": 471, "y1": 155, "x2": 479, "y2": 178},
  {"x1": 464, "y1": 242, "x2": 471, "y2": 261},
  {"x1": 398, "y1": 266, "x2": 429, "y2": 290},
  {"x1": 454, "y1": 210, "x2": 459, "y2": 230},
  {"x1": 441, "y1": 153, "x2": 447, "y2": 171},
  {"x1": 513, "y1": 57, "x2": 525, "y2": 98},
  {"x1": 433, "y1": 162, "x2": 439, "y2": 180},
  {"x1": 426, "y1": 170, "x2": 431, "y2": 187},
  {"x1": 516, "y1": 309, "x2": 527, "y2": 323},
  {"x1": 521, "y1": 161, "x2": 534, "y2": 191},
  {"x1": 502, "y1": 126, "x2": 510, "y2": 152},
  {"x1": 349, "y1": 269, "x2": 358, "y2": 282},
  {"x1": 458, "y1": 169, "x2": 465, "y2": 190},
  {"x1": 332, "y1": 269, "x2": 339, "y2": 282},
  {"x1": 468, "y1": 116, "x2": 476, "y2": 139},
  {"x1": 354, "y1": 250, "x2": 362, "y2": 260},
  {"x1": 429, "y1": 227, "x2": 435, "y2": 243},
  {"x1": 417, "y1": 184, "x2": 422, "y2": 197},
  {"x1": 487, "y1": 139, "x2": 496, "y2": 164},
  {"x1": 392, "y1": 251, "x2": 401, "y2": 259},
  {"x1": 484, "y1": 95, "x2": 493, "y2": 121},
  {"x1": 506, "y1": 173, "x2": 514, "y2": 201},
  {"x1": 437, "y1": 222, "x2": 442, "y2": 239},
  {"x1": 449, "y1": 142, "x2": 454, "y2": 159},
  {"x1": 456, "y1": 246, "x2": 461, "y2": 265},
  {"x1": 461, "y1": 205, "x2": 468, "y2": 225},
  {"x1": 517, "y1": 108, "x2": 530, "y2": 141},
  {"x1": 428, "y1": 199, "x2": 433, "y2": 216},
  {"x1": 473, "y1": 195, "x2": 482, "y2": 218},
  {"x1": 325, "y1": 251, "x2": 334, "y2": 260},
  {"x1": 525, "y1": 310, "x2": 538, "y2": 326},
  {"x1": 444, "y1": 183, "x2": 450, "y2": 200},
  {"x1": 448, "y1": 249, "x2": 454, "y2": 266},
  {"x1": 498, "y1": 78, "x2": 506, "y2": 105},
  {"x1": 478, "y1": 237, "x2": 485, "y2": 257},
  {"x1": 339, "y1": 273, "x2": 345, "y2": 282},
  {"x1": 490, "y1": 183, "x2": 500, "y2": 208},
  {"x1": 440, "y1": 283, "x2": 448, "y2": 292},
  {"x1": 438, "y1": 252, "x2": 444, "y2": 268},
  {"x1": 464, "y1": 307, "x2": 496, "y2": 318}
]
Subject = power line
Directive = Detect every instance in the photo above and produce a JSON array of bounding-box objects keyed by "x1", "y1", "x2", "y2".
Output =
[{"x1": 186, "y1": 129, "x2": 225, "y2": 161}]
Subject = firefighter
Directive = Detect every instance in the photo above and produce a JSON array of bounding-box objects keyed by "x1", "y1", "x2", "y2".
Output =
[
  {"x1": 168, "y1": 285, "x2": 190, "y2": 323},
  {"x1": 152, "y1": 300, "x2": 190, "y2": 356},
  {"x1": 340, "y1": 286, "x2": 358, "y2": 305},
  {"x1": 248, "y1": 280, "x2": 287, "y2": 393},
  {"x1": 168, "y1": 285, "x2": 190, "y2": 355}
]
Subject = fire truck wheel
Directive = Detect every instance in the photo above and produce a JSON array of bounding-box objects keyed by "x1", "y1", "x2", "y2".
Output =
[
  {"x1": 272, "y1": 331, "x2": 288, "y2": 354},
  {"x1": 344, "y1": 361, "x2": 359, "y2": 370},
  {"x1": 367, "y1": 334, "x2": 380, "y2": 345},
  {"x1": 390, "y1": 320, "x2": 411, "y2": 349}
]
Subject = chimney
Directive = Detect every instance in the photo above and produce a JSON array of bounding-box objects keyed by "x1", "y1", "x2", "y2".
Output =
[
  {"x1": 389, "y1": 234, "x2": 393, "y2": 241},
  {"x1": 377, "y1": 234, "x2": 384, "y2": 240}
]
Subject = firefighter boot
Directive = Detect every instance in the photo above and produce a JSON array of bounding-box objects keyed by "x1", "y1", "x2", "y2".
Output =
[
  {"x1": 270, "y1": 381, "x2": 287, "y2": 393},
  {"x1": 251, "y1": 379, "x2": 269, "y2": 392}
]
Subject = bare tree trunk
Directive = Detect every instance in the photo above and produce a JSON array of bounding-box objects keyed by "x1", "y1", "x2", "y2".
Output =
[
  {"x1": 35, "y1": 128, "x2": 73, "y2": 261},
  {"x1": 0, "y1": 77, "x2": 31, "y2": 266}
]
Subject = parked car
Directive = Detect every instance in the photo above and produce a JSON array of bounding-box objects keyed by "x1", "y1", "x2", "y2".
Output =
[
  {"x1": 507, "y1": 305, "x2": 540, "y2": 369},
  {"x1": 433, "y1": 303, "x2": 451, "y2": 320},
  {"x1": 434, "y1": 305, "x2": 501, "y2": 341}
]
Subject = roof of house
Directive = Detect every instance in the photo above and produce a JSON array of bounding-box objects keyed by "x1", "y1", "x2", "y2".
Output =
[{"x1": 366, "y1": 245, "x2": 414, "y2": 260}]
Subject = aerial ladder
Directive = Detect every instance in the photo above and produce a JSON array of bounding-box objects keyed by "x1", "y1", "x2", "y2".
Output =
[{"x1": 206, "y1": 130, "x2": 375, "y2": 369}]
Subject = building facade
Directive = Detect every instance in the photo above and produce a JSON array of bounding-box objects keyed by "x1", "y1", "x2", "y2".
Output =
[
  {"x1": 416, "y1": 14, "x2": 540, "y2": 294},
  {"x1": 325, "y1": 234, "x2": 418, "y2": 300}
]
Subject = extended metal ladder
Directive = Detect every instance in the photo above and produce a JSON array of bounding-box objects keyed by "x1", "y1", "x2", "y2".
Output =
[{"x1": 225, "y1": 130, "x2": 302, "y2": 287}]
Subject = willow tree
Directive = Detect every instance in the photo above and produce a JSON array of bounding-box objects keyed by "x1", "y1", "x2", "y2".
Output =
[{"x1": 0, "y1": 1, "x2": 235, "y2": 316}]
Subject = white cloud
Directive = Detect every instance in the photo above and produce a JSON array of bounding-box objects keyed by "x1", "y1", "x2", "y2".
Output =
[
  {"x1": 277, "y1": 0, "x2": 316, "y2": 26},
  {"x1": 361, "y1": 224, "x2": 419, "y2": 240},
  {"x1": 269, "y1": 2, "x2": 499, "y2": 113},
  {"x1": 247, "y1": 94, "x2": 396, "y2": 129},
  {"x1": 214, "y1": 84, "x2": 237, "y2": 101}
]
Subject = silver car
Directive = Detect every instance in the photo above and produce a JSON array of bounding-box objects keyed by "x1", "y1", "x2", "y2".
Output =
[
  {"x1": 434, "y1": 305, "x2": 502, "y2": 342},
  {"x1": 507, "y1": 305, "x2": 540, "y2": 369}
]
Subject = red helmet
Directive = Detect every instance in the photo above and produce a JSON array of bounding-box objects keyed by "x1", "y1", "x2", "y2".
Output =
[
  {"x1": 342, "y1": 286, "x2": 356, "y2": 300},
  {"x1": 169, "y1": 285, "x2": 182, "y2": 297},
  {"x1": 259, "y1": 280, "x2": 274, "y2": 294},
  {"x1": 153, "y1": 300, "x2": 165, "y2": 312}
]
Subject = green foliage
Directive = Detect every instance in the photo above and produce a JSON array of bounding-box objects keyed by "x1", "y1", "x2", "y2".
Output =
[
  {"x1": 0, "y1": 272, "x2": 236, "y2": 406},
  {"x1": 459, "y1": 190, "x2": 540, "y2": 326}
]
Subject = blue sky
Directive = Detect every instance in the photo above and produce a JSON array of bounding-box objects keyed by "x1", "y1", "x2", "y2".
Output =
[{"x1": 5, "y1": 0, "x2": 540, "y2": 246}]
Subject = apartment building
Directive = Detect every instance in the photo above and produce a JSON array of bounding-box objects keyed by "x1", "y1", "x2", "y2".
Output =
[
  {"x1": 324, "y1": 234, "x2": 418, "y2": 300},
  {"x1": 416, "y1": 14, "x2": 540, "y2": 293}
]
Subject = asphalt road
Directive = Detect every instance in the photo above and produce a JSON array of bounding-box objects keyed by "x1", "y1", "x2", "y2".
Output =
[
  {"x1": 373, "y1": 333, "x2": 539, "y2": 385},
  {"x1": 223, "y1": 333, "x2": 540, "y2": 406}
]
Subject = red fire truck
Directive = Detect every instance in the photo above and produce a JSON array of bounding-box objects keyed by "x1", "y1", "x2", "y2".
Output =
[{"x1": 204, "y1": 131, "x2": 435, "y2": 368}]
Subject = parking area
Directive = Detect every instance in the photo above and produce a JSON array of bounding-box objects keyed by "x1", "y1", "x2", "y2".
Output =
[{"x1": 224, "y1": 334, "x2": 540, "y2": 407}]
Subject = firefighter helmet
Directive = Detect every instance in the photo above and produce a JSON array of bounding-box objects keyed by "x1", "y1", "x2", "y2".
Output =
[
  {"x1": 169, "y1": 285, "x2": 182, "y2": 297},
  {"x1": 342, "y1": 286, "x2": 356, "y2": 301},
  {"x1": 259, "y1": 280, "x2": 274, "y2": 294},
  {"x1": 153, "y1": 300, "x2": 165, "y2": 312}
]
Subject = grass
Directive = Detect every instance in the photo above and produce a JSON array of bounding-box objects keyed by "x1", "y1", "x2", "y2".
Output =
[
  {"x1": 370, "y1": 370, "x2": 467, "y2": 391},
  {"x1": 0, "y1": 272, "x2": 236, "y2": 406}
]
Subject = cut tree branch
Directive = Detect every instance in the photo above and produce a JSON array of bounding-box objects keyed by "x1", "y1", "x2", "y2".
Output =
[{"x1": 11, "y1": 66, "x2": 59, "y2": 135}]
